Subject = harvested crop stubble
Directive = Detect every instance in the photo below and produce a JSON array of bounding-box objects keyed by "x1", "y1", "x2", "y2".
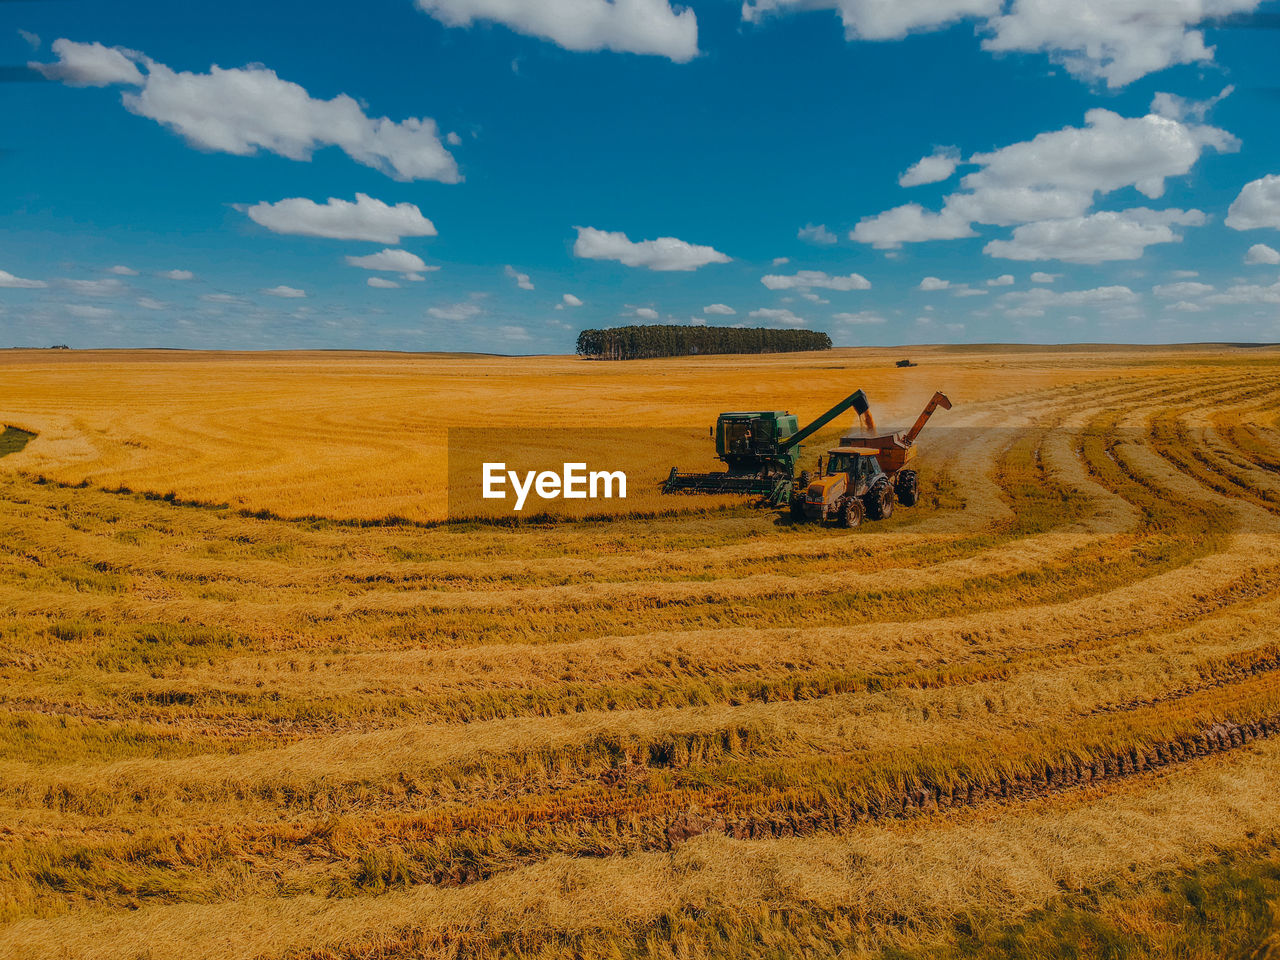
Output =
[
  {"x1": 4, "y1": 742, "x2": 1280, "y2": 960},
  {"x1": 1, "y1": 346, "x2": 1279, "y2": 959}
]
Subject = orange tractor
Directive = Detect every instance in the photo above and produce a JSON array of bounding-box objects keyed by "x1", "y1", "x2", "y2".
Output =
[{"x1": 794, "y1": 391, "x2": 952, "y2": 527}]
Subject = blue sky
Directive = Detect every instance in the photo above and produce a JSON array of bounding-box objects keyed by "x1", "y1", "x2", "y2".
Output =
[{"x1": 3, "y1": 0, "x2": 1280, "y2": 352}]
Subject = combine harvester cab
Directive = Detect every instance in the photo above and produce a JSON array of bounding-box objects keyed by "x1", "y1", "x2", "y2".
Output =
[
  {"x1": 796, "y1": 391, "x2": 952, "y2": 527},
  {"x1": 663, "y1": 391, "x2": 871, "y2": 507}
]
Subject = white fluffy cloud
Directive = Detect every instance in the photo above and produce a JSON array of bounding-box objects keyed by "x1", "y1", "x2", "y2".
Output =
[
  {"x1": 999, "y1": 284, "x2": 1138, "y2": 318},
  {"x1": 158, "y1": 269, "x2": 194, "y2": 281},
  {"x1": 246, "y1": 195, "x2": 437, "y2": 243},
  {"x1": 130, "y1": 64, "x2": 459, "y2": 183},
  {"x1": 1204, "y1": 281, "x2": 1280, "y2": 305},
  {"x1": 263, "y1": 285, "x2": 306, "y2": 298},
  {"x1": 428, "y1": 302, "x2": 483, "y2": 321},
  {"x1": 573, "y1": 226, "x2": 730, "y2": 271},
  {"x1": 1152, "y1": 281, "x2": 1213, "y2": 298},
  {"x1": 35, "y1": 41, "x2": 459, "y2": 183},
  {"x1": 985, "y1": 209, "x2": 1205, "y2": 263},
  {"x1": 986, "y1": 1, "x2": 1261, "y2": 87},
  {"x1": 798, "y1": 223, "x2": 837, "y2": 244},
  {"x1": 66, "y1": 303, "x2": 115, "y2": 319},
  {"x1": 31, "y1": 38, "x2": 142, "y2": 86},
  {"x1": 345, "y1": 249, "x2": 430, "y2": 273},
  {"x1": 1030, "y1": 271, "x2": 1059, "y2": 283},
  {"x1": 987, "y1": 274, "x2": 1014, "y2": 286},
  {"x1": 64, "y1": 278, "x2": 126, "y2": 296},
  {"x1": 415, "y1": 0, "x2": 698, "y2": 61},
  {"x1": 1245, "y1": 244, "x2": 1280, "y2": 266},
  {"x1": 960, "y1": 110, "x2": 1234, "y2": 218},
  {"x1": 854, "y1": 107, "x2": 1234, "y2": 253},
  {"x1": 562, "y1": 293, "x2": 584, "y2": 307},
  {"x1": 0, "y1": 270, "x2": 47, "y2": 289},
  {"x1": 748, "y1": 307, "x2": 806, "y2": 327},
  {"x1": 761, "y1": 270, "x2": 870, "y2": 291},
  {"x1": 499, "y1": 324, "x2": 532, "y2": 343},
  {"x1": 703, "y1": 303, "x2": 736, "y2": 315},
  {"x1": 918, "y1": 276, "x2": 950, "y2": 291},
  {"x1": 1150, "y1": 86, "x2": 1233, "y2": 123},
  {"x1": 747, "y1": 0, "x2": 1267, "y2": 88},
  {"x1": 108, "y1": 265, "x2": 138, "y2": 276},
  {"x1": 832, "y1": 311, "x2": 886, "y2": 324},
  {"x1": 743, "y1": 0, "x2": 999, "y2": 41},
  {"x1": 899, "y1": 147, "x2": 960, "y2": 187},
  {"x1": 850, "y1": 203, "x2": 975, "y2": 248},
  {"x1": 367, "y1": 277, "x2": 400, "y2": 289},
  {"x1": 744, "y1": 0, "x2": 1264, "y2": 86},
  {"x1": 632, "y1": 307, "x2": 660, "y2": 320},
  {"x1": 504, "y1": 265, "x2": 534, "y2": 290},
  {"x1": 1226, "y1": 175, "x2": 1280, "y2": 231}
]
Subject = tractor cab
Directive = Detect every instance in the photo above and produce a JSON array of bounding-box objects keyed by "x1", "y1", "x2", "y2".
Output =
[{"x1": 823, "y1": 448, "x2": 884, "y2": 485}]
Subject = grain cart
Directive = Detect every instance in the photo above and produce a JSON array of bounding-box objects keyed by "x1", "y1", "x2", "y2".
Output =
[
  {"x1": 795, "y1": 391, "x2": 952, "y2": 527},
  {"x1": 663, "y1": 389, "x2": 871, "y2": 507}
]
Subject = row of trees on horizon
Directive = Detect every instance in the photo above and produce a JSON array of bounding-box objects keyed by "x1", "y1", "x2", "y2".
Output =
[{"x1": 575, "y1": 325, "x2": 833, "y2": 360}]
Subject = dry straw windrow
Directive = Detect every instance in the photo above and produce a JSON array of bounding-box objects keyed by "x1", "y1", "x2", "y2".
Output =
[{"x1": 1, "y1": 346, "x2": 1279, "y2": 959}]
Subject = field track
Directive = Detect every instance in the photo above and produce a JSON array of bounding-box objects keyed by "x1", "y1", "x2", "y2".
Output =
[{"x1": 2, "y1": 347, "x2": 1280, "y2": 958}]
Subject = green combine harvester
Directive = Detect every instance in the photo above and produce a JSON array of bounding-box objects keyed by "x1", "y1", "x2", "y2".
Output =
[{"x1": 663, "y1": 389, "x2": 871, "y2": 506}]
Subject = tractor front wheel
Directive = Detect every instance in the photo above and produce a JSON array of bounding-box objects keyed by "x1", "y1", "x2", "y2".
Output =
[
  {"x1": 895, "y1": 469, "x2": 919, "y2": 507},
  {"x1": 790, "y1": 495, "x2": 806, "y2": 520},
  {"x1": 839, "y1": 497, "x2": 864, "y2": 529}
]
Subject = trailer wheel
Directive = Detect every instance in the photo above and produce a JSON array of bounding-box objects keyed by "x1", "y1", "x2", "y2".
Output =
[
  {"x1": 895, "y1": 469, "x2": 919, "y2": 507},
  {"x1": 839, "y1": 497, "x2": 863, "y2": 529}
]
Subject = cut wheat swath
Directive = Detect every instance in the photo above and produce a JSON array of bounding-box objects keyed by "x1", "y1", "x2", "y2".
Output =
[{"x1": 0, "y1": 345, "x2": 1278, "y2": 959}]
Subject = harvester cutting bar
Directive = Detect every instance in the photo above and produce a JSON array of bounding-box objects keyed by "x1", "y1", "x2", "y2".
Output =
[{"x1": 663, "y1": 469, "x2": 790, "y2": 503}]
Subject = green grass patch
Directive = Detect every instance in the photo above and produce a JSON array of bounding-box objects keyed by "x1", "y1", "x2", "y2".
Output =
[{"x1": 0, "y1": 425, "x2": 36, "y2": 458}]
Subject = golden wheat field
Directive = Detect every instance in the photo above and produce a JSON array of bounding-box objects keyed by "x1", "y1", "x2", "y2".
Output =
[{"x1": 2, "y1": 344, "x2": 1280, "y2": 959}]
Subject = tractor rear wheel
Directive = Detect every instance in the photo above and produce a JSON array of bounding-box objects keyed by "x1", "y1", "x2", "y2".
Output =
[
  {"x1": 895, "y1": 469, "x2": 919, "y2": 507},
  {"x1": 839, "y1": 497, "x2": 863, "y2": 529}
]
